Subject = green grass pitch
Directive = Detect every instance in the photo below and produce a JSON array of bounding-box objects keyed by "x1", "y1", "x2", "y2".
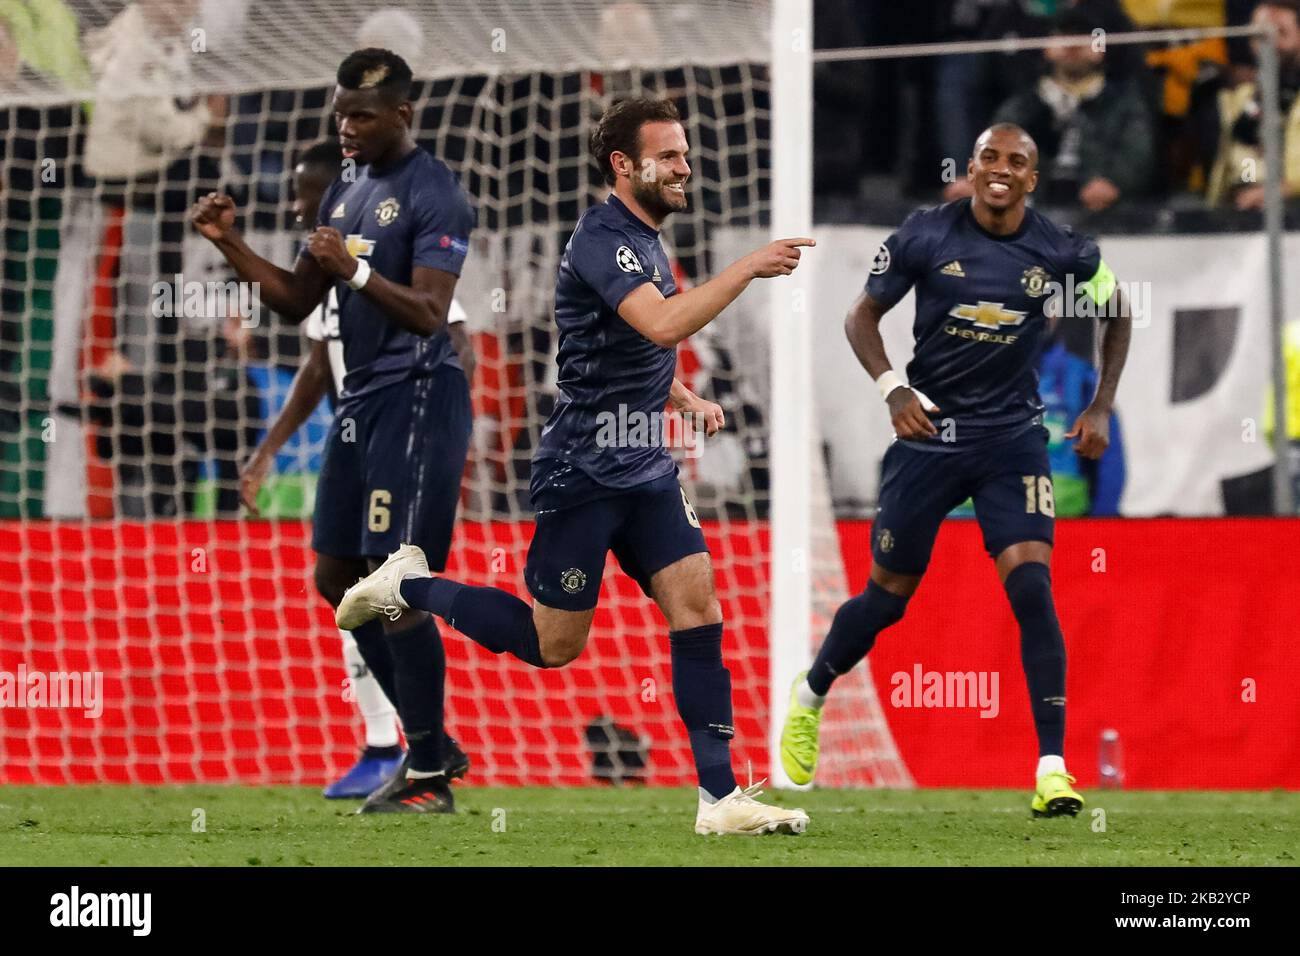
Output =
[{"x1": 1, "y1": 787, "x2": 1295, "y2": 866}]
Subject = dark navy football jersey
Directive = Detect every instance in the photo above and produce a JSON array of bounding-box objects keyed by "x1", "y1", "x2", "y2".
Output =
[
  {"x1": 533, "y1": 194, "x2": 679, "y2": 494},
  {"x1": 304, "y1": 147, "x2": 474, "y2": 400},
  {"x1": 866, "y1": 199, "x2": 1114, "y2": 451}
]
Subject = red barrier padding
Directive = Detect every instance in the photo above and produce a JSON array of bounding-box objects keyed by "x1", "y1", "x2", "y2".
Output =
[
  {"x1": 0, "y1": 520, "x2": 769, "y2": 786},
  {"x1": 2, "y1": 518, "x2": 1295, "y2": 789},
  {"x1": 840, "y1": 518, "x2": 1300, "y2": 790}
]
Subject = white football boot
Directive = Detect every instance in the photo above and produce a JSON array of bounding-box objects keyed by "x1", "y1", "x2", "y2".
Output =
[
  {"x1": 694, "y1": 779, "x2": 810, "y2": 836},
  {"x1": 335, "y1": 543, "x2": 430, "y2": 630}
]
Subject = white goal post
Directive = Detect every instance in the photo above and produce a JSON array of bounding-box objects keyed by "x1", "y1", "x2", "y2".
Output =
[{"x1": 767, "y1": 0, "x2": 815, "y2": 789}]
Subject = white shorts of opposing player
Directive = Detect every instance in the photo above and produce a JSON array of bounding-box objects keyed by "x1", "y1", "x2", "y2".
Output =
[{"x1": 695, "y1": 781, "x2": 809, "y2": 836}]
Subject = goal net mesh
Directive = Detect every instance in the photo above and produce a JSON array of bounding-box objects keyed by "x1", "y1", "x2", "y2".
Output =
[{"x1": 0, "y1": 0, "x2": 908, "y2": 788}]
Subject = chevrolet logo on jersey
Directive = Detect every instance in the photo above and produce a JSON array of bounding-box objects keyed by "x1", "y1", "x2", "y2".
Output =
[
  {"x1": 345, "y1": 234, "x2": 375, "y2": 258},
  {"x1": 948, "y1": 301, "x2": 1027, "y2": 329}
]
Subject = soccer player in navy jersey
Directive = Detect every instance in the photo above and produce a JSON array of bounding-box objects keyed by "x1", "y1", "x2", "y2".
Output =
[
  {"x1": 779, "y1": 124, "x2": 1132, "y2": 817},
  {"x1": 338, "y1": 97, "x2": 815, "y2": 835},
  {"x1": 235, "y1": 141, "x2": 473, "y2": 801},
  {"x1": 192, "y1": 49, "x2": 474, "y2": 813}
]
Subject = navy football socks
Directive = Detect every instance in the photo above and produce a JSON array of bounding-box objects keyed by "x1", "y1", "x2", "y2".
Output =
[
  {"x1": 669, "y1": 623, "x2": 739, "y2": 801},
  {"x1": 807, "y1": 581, "x2": 910, "y2": 696},
  {"x1": 398, "y1": 575, "x2": 458, "y2": 618},
  {"x1": 1003, "y1": 562, "x2": 1066, "y2": 757},
  {"x1": 400, "y1": 576, "x2": 546, "y2": 669},
  {"x1": 384, "y1": 615, "x2": 446, "y2": 774}
]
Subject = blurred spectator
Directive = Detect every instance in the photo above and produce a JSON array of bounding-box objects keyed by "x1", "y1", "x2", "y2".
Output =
[
  {"x1": 936, "y1": 1, "x2": 1052, "y2": 201},
  {"x1": 814, "y1": 0, "x2": 876, "y2": 197},
  {"x1": 1135, "y1": 0, "x2": 1232, "y2": 193},
  {"x1": 0, "y1": 6, "x2": 88, "y2": 444},
  {"x1": 1226, "y1": 0, "x2": 1263, "y2": 83},
  {"x1": 1125, "y1": 6, "x2": 1239, "y2": 113},
  {"x1": 1063, "y1": 0, "x2": 1147, "y2": 80},
  {"x1": 1126, "y1": 0, "x2": 1231, "y2": 113},
  {"x1": 1206, "y1": 1, "x2": 1300, "y2": 209},
  {"x1": 992, "y1": 10, "x2": 1156, "y2": 209},
  {"x1": 0, "y1": 0, "x2": 90, "y2": 93},
  {"x1": 83, "y1": 0, "x2": 225, "y2": 182},
  {"x1": 79, "y1": 0, "x2": 234, "y2": 516}
]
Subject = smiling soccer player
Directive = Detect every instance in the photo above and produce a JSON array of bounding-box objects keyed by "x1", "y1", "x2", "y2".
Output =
[
  {"x1": 338, "y1": 97, "x2": 815, "y2": 835},
  {"x1": 779, "y1": 124, "x2": 1132, "y2": 817}
]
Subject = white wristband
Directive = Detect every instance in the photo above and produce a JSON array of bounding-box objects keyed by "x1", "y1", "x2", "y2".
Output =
[
  {"x1": 876, "y1": 369, "x2": 906, "y2": 401},
  {"x1": 347, "y1": 258, "x2": 371, "y2": 291}
]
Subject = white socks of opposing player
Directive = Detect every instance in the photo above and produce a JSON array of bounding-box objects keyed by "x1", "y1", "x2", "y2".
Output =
[
  {"x1": 1036, "y1": 754, "x2": 1066, "y2": 777},
  {"x1": 340, "y1": 629, "x2": 400, "y2": 749}
]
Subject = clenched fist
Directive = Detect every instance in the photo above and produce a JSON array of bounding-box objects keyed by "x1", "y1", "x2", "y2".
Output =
[
  {"x1": 306, "y1": 227, "x2": 357, "y2": 280},
  {"x1": 190, "y1": 192, "x2": 238, "y2": 242}
]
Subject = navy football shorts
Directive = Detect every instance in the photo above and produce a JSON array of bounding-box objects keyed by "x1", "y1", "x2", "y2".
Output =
[
  {"x1": 524, "y1": 466, "x2": 709, "y2": 612},
  {"x1": 312, "y1": 366, "x2": 471, "y2": 566},
  {"x1": 871, "y1": 423, "x2": 1055, "y2": 575}
]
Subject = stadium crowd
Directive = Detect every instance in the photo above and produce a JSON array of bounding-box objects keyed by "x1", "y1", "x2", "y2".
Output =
[
  {"x1": 815, "y1": 0, "x2": 1300, "y2": 223},
  {"x1": 1, "y1": 0, "x2": 1297, "y2": 522}
]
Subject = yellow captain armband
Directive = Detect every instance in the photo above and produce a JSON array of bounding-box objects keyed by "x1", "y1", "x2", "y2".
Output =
[{"x1": 1076, "y1": 259, "x2": 1117, "y2": 307}]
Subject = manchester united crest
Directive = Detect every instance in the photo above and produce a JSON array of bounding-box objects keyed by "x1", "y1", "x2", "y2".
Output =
[
  {"x1": 375, "y1": 197, "x2": 400, "y2": 227},
  {"x1": 561, "y1": 568, "x2": 588, "y2": 594},
  {"x1": 1021, "y1": 265, "x2": 1049, "y2": 298}
]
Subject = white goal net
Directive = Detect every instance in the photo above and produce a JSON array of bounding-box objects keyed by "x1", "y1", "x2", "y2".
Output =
[{"x1": 0, "y1": 0, "x2": 908, "y2": 788}]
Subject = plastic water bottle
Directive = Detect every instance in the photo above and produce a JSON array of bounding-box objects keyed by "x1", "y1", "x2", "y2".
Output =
[{"x1": 1098, "y1": 728, "x2": 1124, "y2": 789}]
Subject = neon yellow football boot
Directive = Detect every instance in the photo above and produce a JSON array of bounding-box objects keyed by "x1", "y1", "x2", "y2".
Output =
[
  {"x1": 779, "y1": 671, "x2": 823, "y2": 786},
  {"x1": 1031, "y1": 770, "x2": 1084, "y2": 818}
]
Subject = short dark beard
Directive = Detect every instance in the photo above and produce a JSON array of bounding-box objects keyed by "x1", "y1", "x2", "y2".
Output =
[{"x1": 630, "y1": 174, "x2": 680, "y2": 223}]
